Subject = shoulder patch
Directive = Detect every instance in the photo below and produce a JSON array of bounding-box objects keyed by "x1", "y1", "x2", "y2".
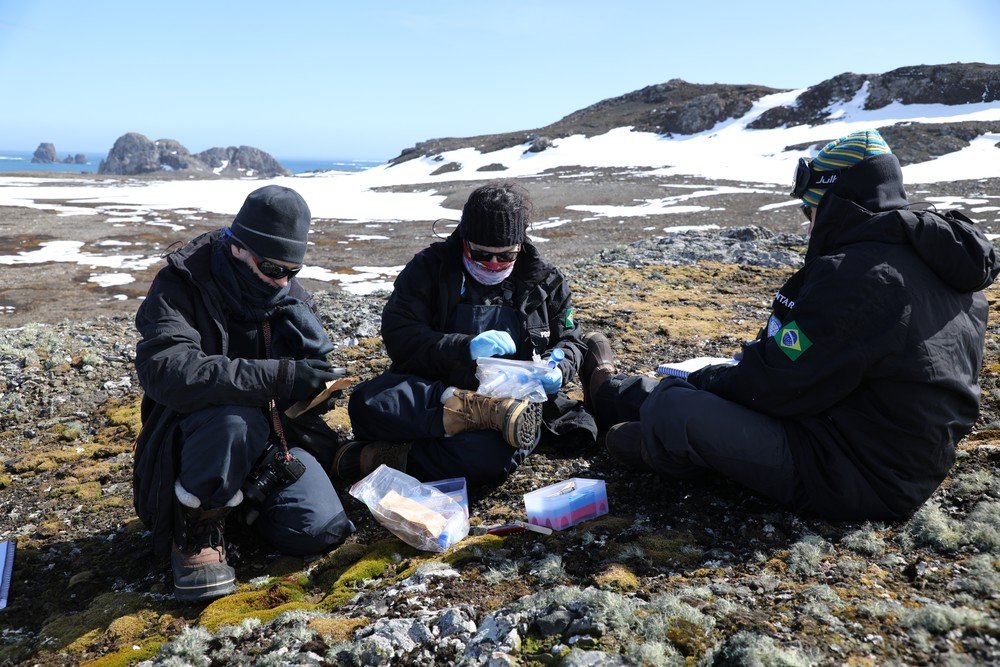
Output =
[
  {"x1": 767, "y1": 315, "x2": 782, "y2": 339},
  {"x1": 776, "y1": 320, "x2": 812, "y2": 361},
  {"x1": 563, "y1": 307, "x2": 575, "y2": 328}
]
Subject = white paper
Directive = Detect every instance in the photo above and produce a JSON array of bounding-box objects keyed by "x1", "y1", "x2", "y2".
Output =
[{"x1": 656, "y1": 357, "x2": 736, "y2": 379}]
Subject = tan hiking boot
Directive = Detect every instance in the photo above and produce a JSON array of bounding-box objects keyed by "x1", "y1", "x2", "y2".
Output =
[
  {"x1": 444, "y1": 389, "x2": 542, "y2": 449},
  {"x1": 581, "y1": 331, "x2": 616, "y2": 410},
  {"x1": 171, "y1": 504, "x2": 236, "y2": 602},
  {"x1": 331, "y1": 440, "x2": 411, "y2": 484}
]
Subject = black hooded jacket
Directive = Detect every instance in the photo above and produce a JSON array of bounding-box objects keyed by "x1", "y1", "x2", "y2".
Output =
[
  {"x1": 689, "y1": 154, "x2": 999, "y2": 519},
  {"x1": 381, "y1": 231, "x2": 585, "y2": 389},
  {"x1": 132, "y1": 229, "x2": 334, "y2": 557}
]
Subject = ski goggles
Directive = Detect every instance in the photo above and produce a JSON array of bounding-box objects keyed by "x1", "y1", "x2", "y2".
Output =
[
  {"x1": 464, "y1": 241, "x2": 519, "y2": 264},
  {"x1": 224, "y1": 228, "x2": 302, "y2": 279},
  {"x1": 791, "y1": 158, "x2": 842, "y2": 199}
]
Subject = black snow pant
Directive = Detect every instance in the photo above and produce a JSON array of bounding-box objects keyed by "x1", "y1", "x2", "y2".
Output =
[
  {"x1": 348, "y1": 372, "x2": 537, "y2": 486},
  {"x1": 177, "y1": 405, "x2": 355, "y2": 556},
  {"x1": 592, "y1": 374, "x2": 803, "y2": 508}
]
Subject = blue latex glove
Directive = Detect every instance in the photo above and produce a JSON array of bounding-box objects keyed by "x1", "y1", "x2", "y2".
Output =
[
  {"x1": 541, "y1": 366, "x2": 563, "y2": 394},
  {"x1": 469, "y1": 330, "x2": 517, "y2": 359}
]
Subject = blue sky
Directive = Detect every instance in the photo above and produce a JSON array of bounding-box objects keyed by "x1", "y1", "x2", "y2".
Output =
[{"x1": 1, "y1": 1, "x2": 997, "y2": 161}]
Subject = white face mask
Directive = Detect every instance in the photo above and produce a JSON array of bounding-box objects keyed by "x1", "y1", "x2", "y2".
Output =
[{"x1": 462, "y1": 253, "x2": 514, "y2": 285}]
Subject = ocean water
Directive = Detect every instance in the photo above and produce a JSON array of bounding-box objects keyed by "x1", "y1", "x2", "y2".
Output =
[{"x1": 0, "y1": 150, "x2": 383, "y2": 175}]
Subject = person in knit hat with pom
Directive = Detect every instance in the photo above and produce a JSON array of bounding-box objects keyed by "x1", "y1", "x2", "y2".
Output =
[
  {"x1": 581, "y1": 129, "x2": 998, "y2": 520},
  {"x1": 335, "y1": 182, "x2": 596, "y2": 485}
]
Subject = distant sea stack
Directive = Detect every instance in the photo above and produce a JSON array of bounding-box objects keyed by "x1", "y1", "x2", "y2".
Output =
[
  {"x1": 31, "y1": 143, "x2": 58, "y2": 164},
  {"x1": 391, "y1": 62, "x2": 1000, "y2": 167},
  {"x1": 98, "y1": 132, "x2": 290, "y2": 178}
]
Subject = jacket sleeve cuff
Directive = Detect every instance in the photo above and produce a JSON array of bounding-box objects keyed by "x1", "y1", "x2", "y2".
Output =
[{"x1": 277, "y1": 358, "x2": 295, "y2": 399}]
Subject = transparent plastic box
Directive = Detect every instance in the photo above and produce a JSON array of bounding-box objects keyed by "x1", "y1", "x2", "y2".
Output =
[
  {"x1": 425, "y1": 477, "x2": 468, "y2": 517},
  {"x1": 523, "y1": 478, "x2": 609, "y2": 531}
]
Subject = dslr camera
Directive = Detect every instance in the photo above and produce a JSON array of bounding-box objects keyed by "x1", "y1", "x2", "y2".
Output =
[{"x1": 241, "y1": 444, "x2": 307, "y2": 524}]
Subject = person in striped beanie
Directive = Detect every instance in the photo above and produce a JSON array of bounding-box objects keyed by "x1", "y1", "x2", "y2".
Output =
[{"x1": 589, "y1": 126, "x2": 999, "y2": 523}]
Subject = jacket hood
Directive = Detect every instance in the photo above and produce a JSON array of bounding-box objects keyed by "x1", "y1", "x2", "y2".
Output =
[
  {"x1": 819, "y1": 153, "x2": 909, "y2": 214},
  {"x1": 809, "y1": 196, "x2": 999, "y2": 293}
]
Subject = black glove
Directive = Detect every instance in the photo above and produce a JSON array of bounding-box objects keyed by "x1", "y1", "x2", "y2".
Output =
[{"x1": 291, "y1": 358, "x2": 338, "y2": 401}]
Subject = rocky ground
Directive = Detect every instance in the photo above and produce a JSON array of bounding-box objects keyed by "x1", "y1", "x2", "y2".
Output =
[
  {"x1": 1, "y1": 169, "x2": 998, "y2": 327},
  {"x1": 0, "y1": 224, "x2": 998, "y2": 666}
]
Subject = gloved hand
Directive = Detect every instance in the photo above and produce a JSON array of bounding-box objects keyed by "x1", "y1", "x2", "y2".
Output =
[
  {"x1": 541, "y1": 366, "x2": 563, "y2": 394},
  {"x1": 469, "y1": 330, "x2": 517, "y2": 360},
  {"x1": 291, "y1": 358, "x2": 339, "y2": 401}
]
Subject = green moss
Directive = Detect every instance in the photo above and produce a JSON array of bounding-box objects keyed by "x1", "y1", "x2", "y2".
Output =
[
  {"x1": 594, "y1": 564, "x2": 640, "y2": 591},
  {"x1": 79, "y1": 637, "x2": 164, "y2": 667},
  {"x1": 307, "y1": 616, "x2": 369, "y2": 642},
  {"x1": 317, "y1": 540, "x2": 405, "y2": 610},
  {"x1": 104, "y1": 397, "x2": 143, "y2": 439},
  {"x1": 198, "y1": 583, "x2": 310, "y2": 631},
  {"x1": 441, "y1": 534, "x2": 505, "y2": 568},
  {"x1": 38, "y1": 592, "x2": 148, "y2": 651},
  {"x1": 637, "y1": 533, "x2": 704, "y2": 567},
  {"x1": 0, "y1": 473, "x2": 10, "y2": 489}
]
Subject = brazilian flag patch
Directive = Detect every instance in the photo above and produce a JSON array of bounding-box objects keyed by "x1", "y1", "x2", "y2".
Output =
[
  {"x1": 776, "y1": 320, "x2": 812, "y2": 361},
  {"x1": 564, "y1": 308, "x2": 575, "y2": 328}
]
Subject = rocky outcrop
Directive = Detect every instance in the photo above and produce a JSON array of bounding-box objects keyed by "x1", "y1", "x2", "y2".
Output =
[
  {"x1": 392, "y1": 80, "x2": 781, "y2": 164},
  {"x1": 30, "y1": 143, "x2": 57, "y2": 164},
  {"x1": 62, "y1": 154, "x2": 87, "y2": 164},
  {"x1": 194, "y1": 145, "x2": 291, "y2": 178},
  {"x1": 391, "y1": 63, "x2": 1000, "y2": 168},
  {"x1": 750, "y1": 63, "x2": 1000, "y2": 129},
  {"x1": 98, "y1": 133, "x2": 290, "y2": 177}
]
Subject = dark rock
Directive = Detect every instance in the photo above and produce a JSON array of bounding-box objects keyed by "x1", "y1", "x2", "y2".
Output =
[
  {"x1": 194, "y1": 145, "x2": 291, "y2": 178},
  {"x1": 98, "y1": 134, "x2": 289, "y2": 178},
  {"x1": 391, "y1": 79, "x2": 781, "y2": 165},
  {"x1": 61, "y1": 154, "x2": 87, "y2": 164},
  {"x1": 31, "y1": 143, "x2": 57, "y2": 164},
  {"x1": 430, "y1": 161, "x2": 462, "y2": 176},
  {"x1": 751, "y1": 63, "x2": 1000, "y2": 129},
  {"x1": 98, "y1": 133, "x2": 161, "y2": 175},
  {"x1": 525, "y1": 136, "x2": 553, "y2": 153},
  {"x1": 534, "y1": 608, "x2": 573, "y2": 636},
  {"x1": 477, "y1": 163, "x2": 508, "y2": 172}
]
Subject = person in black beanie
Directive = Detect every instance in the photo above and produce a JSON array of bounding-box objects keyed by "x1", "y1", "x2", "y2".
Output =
[
  {"x1": 336, "y1": 182, "x2": 597, "y2": 486},
  {"x1": 132, "y1": 185, "x2": 355, "y2": 603},
  {"x1": 582, "y1": 129, "x2": 999, "y2": 521}
]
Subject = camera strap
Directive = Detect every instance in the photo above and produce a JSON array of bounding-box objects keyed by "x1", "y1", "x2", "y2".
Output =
[{"x1": 261, "y1": 319, "x2": 292, "y2": 462}]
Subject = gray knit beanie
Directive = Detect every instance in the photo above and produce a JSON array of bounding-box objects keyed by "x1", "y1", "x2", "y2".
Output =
[
  {"x1": 230, "y1": 185, "x2": 311, "y2": 264},
  {"x1": 459, "y1": 182, "x2": 532, "y2": 247}
]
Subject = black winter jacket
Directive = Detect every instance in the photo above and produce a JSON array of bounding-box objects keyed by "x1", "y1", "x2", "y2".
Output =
[
  {"x1": 132, "y1": 229, "x2": 333, "y2": 557},
  {"x1": 381, "y1": 231, "x2": 585, "y2": 389},
  {"x1": 690, "y1": 159, "x2": 998, "y2": 519}
]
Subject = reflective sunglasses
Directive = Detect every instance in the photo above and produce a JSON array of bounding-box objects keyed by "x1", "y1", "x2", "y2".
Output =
[
  {"x1": 465, "y1": 242, "x2": 519, "y2": 263},
  {"x1": 224, "y1": 228, "x2": 302, "y2": 280},
  {"x1": 790, "y1": 157, "x2": 842, "y2": 198}
]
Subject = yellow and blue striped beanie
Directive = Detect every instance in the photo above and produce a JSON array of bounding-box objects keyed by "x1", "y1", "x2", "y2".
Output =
[{"x1": 802, "y1": 129, "x2": 892, "y2": 208}]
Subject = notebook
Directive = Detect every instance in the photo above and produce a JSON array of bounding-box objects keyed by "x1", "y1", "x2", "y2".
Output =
[
  {"x1": 656, "y1": 357, "x2": 736, "y2": 379},
  {"x1": 0, "y1": 540, "x2": 14, "y2": 610}
]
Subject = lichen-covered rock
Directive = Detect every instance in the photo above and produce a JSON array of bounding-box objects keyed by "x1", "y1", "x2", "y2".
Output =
[{"x1": 98, "y1": 134, "x2": 289, "y2": 177}]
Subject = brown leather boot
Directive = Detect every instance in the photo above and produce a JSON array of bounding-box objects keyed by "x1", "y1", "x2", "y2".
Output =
[
  {"x1": 581, "y1": 332, "x2": 616, "y2": 410},
  {"x1": 331, "y1": 440, "x2": 411, "y2": 484},
  {"x1": 171, "y1": 502, "x2": 237, "y2": 603},
  {"x1": 443, "y1": 389, "x2": 542, "y2": 449},
  {"x1": 604, "y1": 421, "x2": 647, "y2": 470}
]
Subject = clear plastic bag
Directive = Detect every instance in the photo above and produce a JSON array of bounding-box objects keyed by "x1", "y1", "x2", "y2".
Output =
[
  {"x1": 349, "y1": 465, "x2": 470, "y2": 552},
  {"x1": 475, "y1": 348, "x2": 564, "y2": 403}
]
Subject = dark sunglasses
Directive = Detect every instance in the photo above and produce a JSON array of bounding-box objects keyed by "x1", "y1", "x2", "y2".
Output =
[
  {"x1": 791, "y1": 157, "x2": 842, "y2": 198},
  {"x1": 467, "y1": 244, "x2": 519, "y2": 263},
  {"x1": 224, "y1": 229, "x2": 302, "y2": 279}
]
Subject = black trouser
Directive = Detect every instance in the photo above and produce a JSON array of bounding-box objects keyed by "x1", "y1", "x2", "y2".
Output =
[
  {"x1": 348, "y1": 372, "x2": 535, "y2": 486},
  {"x1": 177, "y1": 405, "x2": 354, "y2": 556},
  {"x1": 593, "y1": 375, "x2": 801, "y2": 508}
]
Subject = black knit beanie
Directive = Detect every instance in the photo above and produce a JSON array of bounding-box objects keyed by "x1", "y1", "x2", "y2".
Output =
[
  {"x1": 230, "y1": 185, "x2": 311, "y2": 264},
  {"x1": 459, "y1": 182, "x2": 531, "y2": 247}
]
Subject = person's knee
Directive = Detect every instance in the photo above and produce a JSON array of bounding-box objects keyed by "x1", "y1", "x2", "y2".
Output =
[{"x1": 254, "y1": 449, "x2": 355, "y2": 556}]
